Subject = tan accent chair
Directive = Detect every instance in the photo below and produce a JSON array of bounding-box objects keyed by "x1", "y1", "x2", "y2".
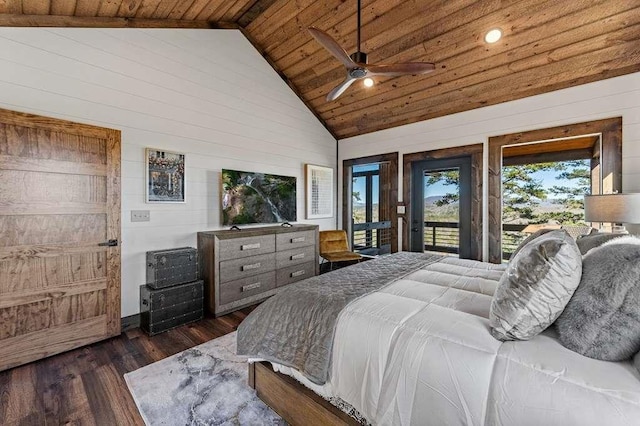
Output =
[{"x1": 319, "y1": 230, "x2": 362, "y2": 271}]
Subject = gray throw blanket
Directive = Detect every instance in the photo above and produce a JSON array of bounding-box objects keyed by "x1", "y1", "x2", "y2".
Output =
[{"x1": 236, "y1": 252, "x2": 442, "y2": 384}]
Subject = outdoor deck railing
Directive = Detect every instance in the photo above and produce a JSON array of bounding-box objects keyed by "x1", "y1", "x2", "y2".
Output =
[
  {"x1": 424, "y1": 221, "x2": 528, "y2": 260},
  {"x1": 424, "y1": 221, "x2": 459, "y2": 254},
  {"x1": 352, "y1": 220, "x2": 529, "y2": 260},
  {"x1": 502, "y1": 223, "x2": 529, "y2": 260},
  {"x1": 352, "y1": 220, "x2": 392, "y2": 255}
]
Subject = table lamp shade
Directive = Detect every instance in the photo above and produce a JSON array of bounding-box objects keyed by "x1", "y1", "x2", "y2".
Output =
[{"x1": 584, "y1": 193, "x2": 640, "y2": 223}]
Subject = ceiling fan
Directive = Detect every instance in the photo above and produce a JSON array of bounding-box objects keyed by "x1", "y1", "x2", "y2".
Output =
[{"x1": 308, "y1": 0, "x2": 435, "y2": 101}]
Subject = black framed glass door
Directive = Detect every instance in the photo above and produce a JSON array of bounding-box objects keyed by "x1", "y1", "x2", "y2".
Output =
[
  {"x1": 350, "y1": 163, "x2": 391, "y2": 255},
  {"x1": 410, "y1": 157, "x2": 472, "y2": 258}
]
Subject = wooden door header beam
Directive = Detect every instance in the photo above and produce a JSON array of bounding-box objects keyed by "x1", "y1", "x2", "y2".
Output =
[
  {"x1": 502, "y1": 135, "x2": 600, "y2": 158},
  {"x1": 0, "y1": 14, "x2": 238, "y2": 29}
]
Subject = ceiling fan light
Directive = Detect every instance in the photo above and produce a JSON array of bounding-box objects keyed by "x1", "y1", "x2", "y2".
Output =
[
  {"x1": 308, "y1": 2, "x2": 436, "y2": 101},
  {"x1": 484, "y1": 28, "x2": 502, "y2": 43}
]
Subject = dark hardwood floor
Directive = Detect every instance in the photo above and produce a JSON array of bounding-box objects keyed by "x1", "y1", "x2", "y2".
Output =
[{"x1": 0, "y1": 306, "x2": 256, "y2": 426}]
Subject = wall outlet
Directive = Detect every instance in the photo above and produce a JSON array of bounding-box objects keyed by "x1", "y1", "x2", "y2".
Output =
[{"x1": 131, "y1": 210, "x2": 150, "y2": 222}]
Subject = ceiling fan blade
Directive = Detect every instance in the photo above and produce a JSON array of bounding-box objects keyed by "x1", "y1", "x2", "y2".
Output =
[
  {"x1": 308, "y1": 27, "x2": 356, "y2": 69},
  {"x1": 367, "y1": 62, "x2": 436, "y2": 77},
  {"x1": 327, "y1": 76, "x2": 357, "y2": 101}
]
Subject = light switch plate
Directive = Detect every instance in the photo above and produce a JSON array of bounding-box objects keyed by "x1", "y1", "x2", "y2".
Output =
[
  {"x1": 397, "y1": 205, "x2": 406, "y2": 214},
  {"x1": 131, "y1": 210, "x2": 150, "y2": 222}
]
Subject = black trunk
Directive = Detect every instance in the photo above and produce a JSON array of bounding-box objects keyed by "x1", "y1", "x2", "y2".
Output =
[
  {"x1": 140, "y1": 281, "x2": 204, "y2": 336},
  {"x1": 146, "y1": 247, "x2": 198, "y2": 289}
]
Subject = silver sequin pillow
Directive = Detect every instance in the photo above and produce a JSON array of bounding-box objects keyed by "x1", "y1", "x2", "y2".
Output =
[{"x1": 490, "y1": 230, "x2": 582, "y2": 341}]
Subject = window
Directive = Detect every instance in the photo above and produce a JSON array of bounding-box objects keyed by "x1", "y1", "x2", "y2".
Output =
[
  {"x1": 343, "y1": 153, "x2": 399, "y2": 254},
  {"x1": 488, "y1": 118, "x2": 622, "y2": 263},
  {"x1": 352, "y1": 164, "x2": 383, "y2": 254},
  {"x1": 501, "y1": 157, "x2": 592, "y2": 260}
]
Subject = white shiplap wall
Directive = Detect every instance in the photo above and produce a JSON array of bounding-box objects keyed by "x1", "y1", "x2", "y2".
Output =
[
  {"x1": 0, "y1": 28, "x2": 337, "y2": 316},
  {"x1": 338, "y1": 72, "x2": 640, "y2": 258}
]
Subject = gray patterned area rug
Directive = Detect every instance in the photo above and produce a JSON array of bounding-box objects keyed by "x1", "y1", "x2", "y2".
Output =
[{"x1": 124, "y1": 332, "x2": 285, "y2": 425}]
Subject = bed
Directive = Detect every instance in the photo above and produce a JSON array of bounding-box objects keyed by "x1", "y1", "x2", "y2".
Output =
[{"x1": 237, "y1": 252, "x2": 640, "y2": 425}]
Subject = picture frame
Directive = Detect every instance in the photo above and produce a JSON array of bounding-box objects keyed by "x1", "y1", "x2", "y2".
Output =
[
  {"x1": 146, "y1": 148, "x2": 186, "y2": 203},
  {"x1": 305, "y1": 164, "x2": 334, "y2": 219}
]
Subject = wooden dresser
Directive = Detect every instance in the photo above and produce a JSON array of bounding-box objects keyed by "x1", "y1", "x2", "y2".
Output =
[{"x1": 198, "y1": 224, "x2": 319, "y2": 316}]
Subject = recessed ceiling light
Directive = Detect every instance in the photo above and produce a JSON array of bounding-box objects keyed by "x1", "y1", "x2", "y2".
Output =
[
  {"x1": 363, "y1": 77, "x2": 374, "y2": 88},
  {"x1": 484, "y1": 28, "x2": 502, "y2": 44}
]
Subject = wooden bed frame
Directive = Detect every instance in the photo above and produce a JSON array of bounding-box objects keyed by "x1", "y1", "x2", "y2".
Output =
[{"x1": 248, "y1": 361, "x2": 360, "y2": 426}]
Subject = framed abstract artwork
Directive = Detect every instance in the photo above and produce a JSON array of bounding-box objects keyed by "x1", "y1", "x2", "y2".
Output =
[
  {"x1": 146, "y1": 148, "x2": 186, "y2": 203},
  {"x1": 305, "y1": 164, "x2": 334, "y2": 219}
]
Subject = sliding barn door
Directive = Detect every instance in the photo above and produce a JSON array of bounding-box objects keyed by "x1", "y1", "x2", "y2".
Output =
[{"x1": 0, "y1": 108, "x2": 121, "y2": 371}]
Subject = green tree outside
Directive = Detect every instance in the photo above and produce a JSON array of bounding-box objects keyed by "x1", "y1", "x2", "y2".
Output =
[{"x1": 421, "y1": 160, "x2": 590, "y2": 257}]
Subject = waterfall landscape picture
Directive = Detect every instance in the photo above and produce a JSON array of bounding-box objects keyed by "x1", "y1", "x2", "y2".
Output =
[{"x1": 222, "y1": 169, "x2": 297, "y2": 225}]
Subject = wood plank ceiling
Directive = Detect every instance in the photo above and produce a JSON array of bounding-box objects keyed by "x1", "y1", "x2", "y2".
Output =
[{"x1": 1, "y1": 0, "x2": 639, "y2": 139}]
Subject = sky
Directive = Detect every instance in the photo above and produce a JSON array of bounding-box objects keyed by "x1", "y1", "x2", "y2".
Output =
[
  {"x1": 425, "y1": 165, "x2": 584, "y2": 198},
  {"x1": 352, "y1": 163, "x2": 380, "y2": 204},
  {"x1": 424, "y1": 161, "x2": 588, "y2": 200}
]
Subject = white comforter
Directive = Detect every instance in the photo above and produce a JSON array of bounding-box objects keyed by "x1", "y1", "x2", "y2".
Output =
[{"x1": 282, "y1": 257, "x2": 640, "y2": 425}]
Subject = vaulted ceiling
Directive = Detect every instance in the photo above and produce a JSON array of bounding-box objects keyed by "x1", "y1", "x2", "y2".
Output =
[{"x1": 1, "y1": 0, "x2": 639, "y2": 139}]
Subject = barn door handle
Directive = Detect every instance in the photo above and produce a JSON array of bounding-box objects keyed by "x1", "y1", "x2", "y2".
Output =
[{"x1": 99, "y1": 239, "x2": 119, "y2": 247}]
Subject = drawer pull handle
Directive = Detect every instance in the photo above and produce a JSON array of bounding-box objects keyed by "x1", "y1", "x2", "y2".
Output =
[
  {"x1": 241, "y1": 243, "x2": 261, "y2": 251},
  {"x1": 291, "y1": 237, "x2": 305, "y2": 243},
  {"x1": 290, "y1": 253, "x2": 305, "y2": 260},
  {"x1": 242, "y1": 282, "x2": 261, "y2": 292},
  {"x1": 291, "y1": 270, "x2": 306, "y2": 278},
  {"x1": 242, "y1": 262, "x2": 261, "y2": 271}
]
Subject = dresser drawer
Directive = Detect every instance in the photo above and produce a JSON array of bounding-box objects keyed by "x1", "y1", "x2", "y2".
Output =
[
  {"x1": 276, "y1": 230, "x2": 315, "y2": 251},
  {"x1": 219, "y1": 253, "x2": 276, "y2": 283},
  {"x1": 219, "y1": 272, "x2": 276, "y2": 305},
  {"x1": 218, "y1": 234, "x2": 275, "y2": 261},
  {"x1": 276, "y1": 245, "x2": 316, "y2": 269},
  {"x1": 277, "y1": 261, "x2": 316, "y2": 287}
]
